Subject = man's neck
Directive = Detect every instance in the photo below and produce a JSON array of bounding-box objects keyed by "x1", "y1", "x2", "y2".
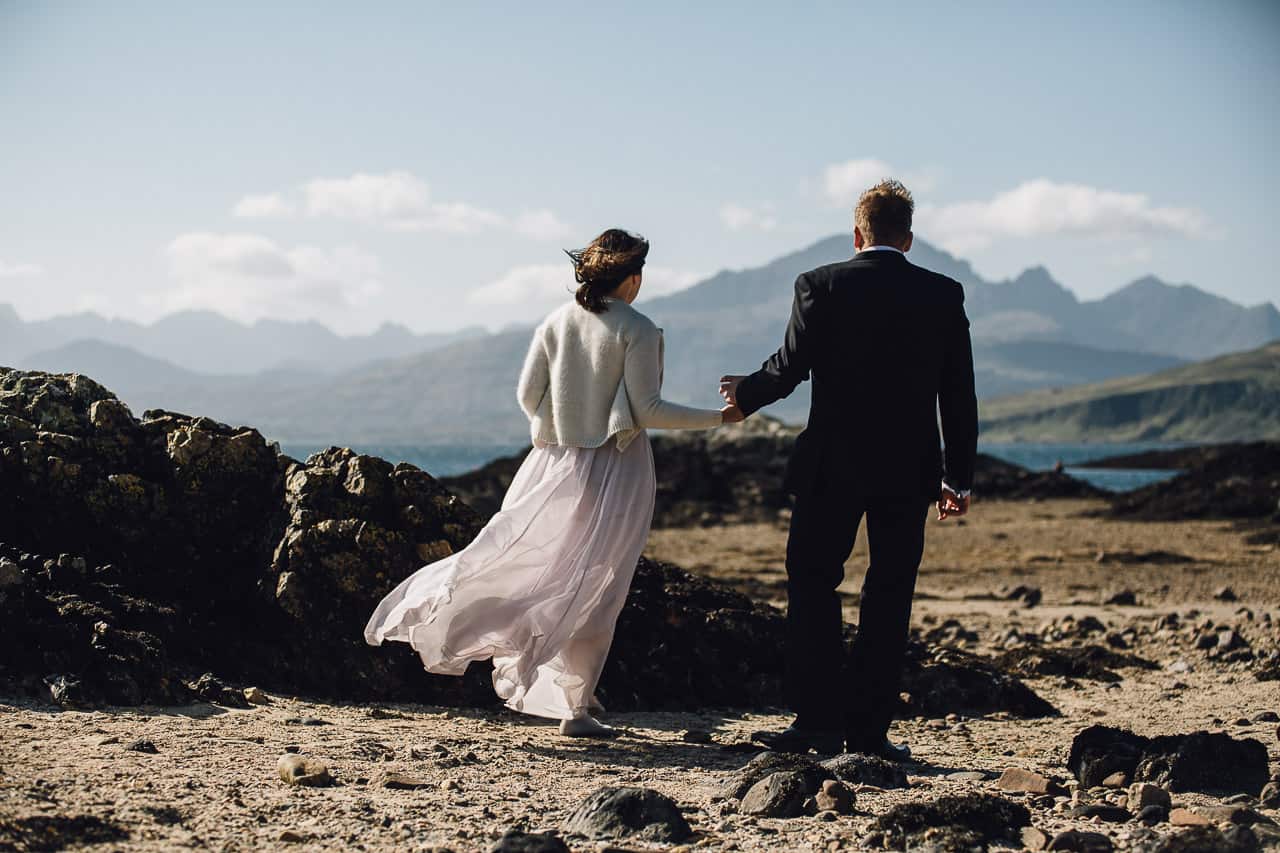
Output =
[{"x1": 856, "y1": 244, "x2": 905, "y2": 255}]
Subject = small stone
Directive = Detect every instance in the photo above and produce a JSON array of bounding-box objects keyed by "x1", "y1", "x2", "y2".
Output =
[
  {"x1": 1022, "y1": 826, "x2": 1051, "y2": 850},
  {"x1": 1047, "y1": 829, "x2": 1114, "y2": 852},
  {"x1": 1166, "y1": 659, "x2": 1192, "y2": 674},
  {"x1": 126, "y1": 739, "x2": 158, "y2": 754},
  {"x1": 946, "y1": 771, "x2": 989, "y2": 782},
  {"x1": 561, "y1": 786, "x2": 691, "y2": 843},
  {"x1": 243, "y1": 687, "x2": 270, "y2": 705},
  {"x1": 813, "y1": 780, "x2": 855, "y2": 815},
  {"x1": 1169, "y1": 807, "x2": 1211, "y2": 826},
  {"x1": 1100, "y1": 771, "x2": 1128, "y2": 788},
  {"x1": 1200, "y1": 805, "x2": 1265, "y2": 826},
  {"x1": 96, "y1": 735, "x2": 120, "y2": 746},
  {"x1": 278, "y1": 829, "x2": 307, "y2": 843},
  {"x1": 1069, "y1": 803, "x2": 1130, "y2": 822},
  {"x1": 380, "y1": 772, "x2": 430, "y2": 790},
  {"x1": 1137, "y1": 804, "x2": 1169, "y2": 825},
  {"x1": 284, "y1": 716, "x2": 330, "y2": 726},
  {"x1": 1252, "y1": 711, "x2": 1278, "y2": 723},
  {"x1": 997, "y1": 768, "x2": 1065, "y2": 796},
  {"x1": 1214, "y1": 586, "x2": 1238, "y2": 602},
  {"x1": 1128, "y1": 783, "x2": 1171, "y2": 810},
  {"x1": 1104, "y1": 590, "x2": 1137, "y2": 606},
  {"x1": 815, "y1": 809, "x2": 837, "y2": 822},
  {"x1": 681, "y1": 729, "x2": 713, "y2": 744},
  {"x1": 1260, "y1": 782, "x2": 1280, "y2": 808},
  {"x1": 488, "y1": 829, "x2": 571, "y2": 852},
  {"x1": 0, "y1": 557, "x2": 22, "y2": 587},
  {"x1": 277, "y1": 754, "x2": 331, "y2": 787}
]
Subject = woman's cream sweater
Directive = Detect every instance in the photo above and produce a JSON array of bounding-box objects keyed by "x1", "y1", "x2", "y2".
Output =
[{"x1": 517, "y1": 298, "x2": 722, "y2": 450}]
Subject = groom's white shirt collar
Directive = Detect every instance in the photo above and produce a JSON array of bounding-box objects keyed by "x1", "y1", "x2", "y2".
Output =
[{"x1": 856, "y1": 245, "x2": 904, "y2": 255}]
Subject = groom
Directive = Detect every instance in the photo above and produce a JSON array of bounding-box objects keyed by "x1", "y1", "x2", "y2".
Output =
[{"x1": 720, "y1": 179, "x2": 978, "y2": 760}]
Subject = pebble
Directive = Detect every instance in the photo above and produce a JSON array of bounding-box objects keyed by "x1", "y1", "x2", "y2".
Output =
[
  {"x1": 125, "y1": 740, "x2": 158, "y2": 754},
  {"x1": 813, "y1": 780, "x2": 855, "y2": 815},
  {"x1": 1128, "y1": 782, "x2": 1171, "y2": 810},
  {"x1": 1021, "y1": 826, "x2": 1051, "y2": 851},
  {"x1": 1047, "y1": 829, "x2": 1114, "y2": 852},
  {"x1": 741, "y1": 771, "x2": 811, "y2": 819},
  {"x1": 243, "y1": 687, "x2": 270, "y2": 705},
  {"x1": 997, "y1": 768, "x2": 1064, "y2": 796},
  {"x1": 380, "y1": 772, "x2": 431, "y2": 790},
  {"x1": 276, "y1": 754, "x2": 331, "y2": 787},
  {"x1": 1137, "y1": 804, "x2": 1169, "y2": 825},
  {"x1": 1261, "y1": 782, "x2": 1280, "y2": 808},
  {"x1": 946, "y1": 771, "x2": 989, "y2": 782},
  {"x1": 277, "y1": 829, "x2": 307, "y2": 843},
  {"x1": 681, "y1": 729, "x2": 714, "y2": 744}
]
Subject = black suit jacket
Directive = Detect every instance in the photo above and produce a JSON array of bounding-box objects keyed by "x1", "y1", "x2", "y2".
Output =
[{"x1": 736, "y1": 249, "x2": 978, "y2": 500}]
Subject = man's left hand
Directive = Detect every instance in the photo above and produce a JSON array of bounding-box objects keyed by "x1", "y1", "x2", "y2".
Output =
[{"x1": 937, "y1": 486, "x2": 970, "y2": 521}]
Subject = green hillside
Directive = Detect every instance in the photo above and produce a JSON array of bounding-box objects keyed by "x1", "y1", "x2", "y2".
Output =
[{"x1": 980, "y1": 340, "x2": 1280, "y2": 441}]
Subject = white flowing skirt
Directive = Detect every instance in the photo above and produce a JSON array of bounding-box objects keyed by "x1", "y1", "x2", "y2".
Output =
[{"x1": 364, "y1": 433, "x2": 656, "y2": 719}]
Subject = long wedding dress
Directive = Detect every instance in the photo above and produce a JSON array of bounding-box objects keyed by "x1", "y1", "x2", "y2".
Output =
[{"x1": 363, "y1": 431, "x2": 656, "y2": 719}]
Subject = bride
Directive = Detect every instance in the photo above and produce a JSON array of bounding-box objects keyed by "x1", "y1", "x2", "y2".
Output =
[{"x1": 365, "y1": 228, "x2": 741, "y2": 736}]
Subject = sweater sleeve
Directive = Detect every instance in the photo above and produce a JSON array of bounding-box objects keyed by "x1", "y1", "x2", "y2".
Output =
[
  {"x1": 623, "y1": 323, "x2": 723, "y2": 430},
  {"x1": 516, "y1": 330, "x2": 550, "y2": 420}
]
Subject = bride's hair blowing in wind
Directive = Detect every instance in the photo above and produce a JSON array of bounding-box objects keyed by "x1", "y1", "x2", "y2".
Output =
[{"x1": 565, "y1": 229, "x2": 649, "y2": 313}]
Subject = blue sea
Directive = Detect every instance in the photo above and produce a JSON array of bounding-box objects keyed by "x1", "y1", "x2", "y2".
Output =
[{"x1": 280, "y1": 440, "x2": 1184, "y2": 493}]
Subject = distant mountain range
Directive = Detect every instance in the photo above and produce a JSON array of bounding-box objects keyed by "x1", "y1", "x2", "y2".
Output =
[
  {"x1": 980, "y1": 340, "x2": 1280, "y2": 442},
  {"x1": 0, "y1": 304, "x2": 485, "y2": 375},
  {"x1": 5, "y1": 235, "x2": 1278, "y2": 444}
]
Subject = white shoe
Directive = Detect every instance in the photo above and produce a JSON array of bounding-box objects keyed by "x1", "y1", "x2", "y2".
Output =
[{"x1": 559, "y1": 715, "x2": 619, "y2": 738}]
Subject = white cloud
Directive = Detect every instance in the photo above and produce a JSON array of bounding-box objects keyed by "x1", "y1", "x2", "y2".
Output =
[
  {"x1": 821, "y1": 159, "x2": 939, "y2": 207},
  {"x1": 823, "y1": 158, "x2": 896, "y2": 206},
  {"x1": 303, "y1": 170, "x2": 431, "y2": 221},
  {"x1": 161, "y1": 232, "x2": 383, "y2": 322},
  {"x1": 917, "y1": 179, "x2": 1208, "y2": 253},
  {"x1": 390, "y1": 202, "x2": 507, "y2": 234},
  {"x1": 719, "y1": 203, "x2": 777, "y2": 232},
  {"x1": 0, "y1": 260, "x2": 44, "y2": 277},
  {"x1": 514, "y1": 209, "x2": 575, "y2": 240},
  {"x1": 232, "y1": 193, "x2": 296, "y2": 219},
  {"x1": 232, "y1": 171, "x2": 570, "y2": 240}
]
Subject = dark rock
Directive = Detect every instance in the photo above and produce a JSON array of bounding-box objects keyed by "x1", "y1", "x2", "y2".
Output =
[
  {"x1": 1103, "y1": 443, "x2": 1280, "y2": 523},
  {"x1": 821, "y1": 752, "x2": 910, "y2": 789},
  {"x1": 125, "y1": 739, "x2": 158, "y2": 754},
  {"x1": 0, "y1": 814, "x2": 130, "y2": 850},
  {"x1": 561, "y1": 786, "x2": 691, "y2": 843},
  {"x1": 1048, "y1": 830, "x2": 1115, "y2": 852},
  {"x1": 1003, "y1": 585, "x2": 1044, "y2": 608},
  {"x1": 1069, "y1": 803, "x2": 1130, "y2": 822},
  {"x1": 722, "y1": 752, "x2": 828, "y2": 800},
  {"x1": 1215, "y1": 586, "x2": 1240, "y2": 602},
  {"x1": 902, "y1": 825, "x2": 988, "y2": 852},
  {"x1": 1138, "y1": 805, "x2": 1170, "y2": 825},
  {"x1": 1067, "y1": 725, "x2": 1270, "y2": 795},
  {"x1": 380, "y1": 772, "x2": 430, "y2": 790},
  {"x1": 1133, "y1": 825, "x2": 1261, "y2": 853},
  {"x1": 489, "y1": 830, "x2": 571, "y2": 853},
  {"x1": 871, "y1": 794, "x2": 1031, "y2": 850},
  {"x1": 188, "y1": 673, "x2": 250, "y2": 708},
  {"x1": 741, "y1": 771, "x2": 812, "y2": 818},
  {"x1": 995, "y1": 645, "x2": 1157, "y2": 683}
]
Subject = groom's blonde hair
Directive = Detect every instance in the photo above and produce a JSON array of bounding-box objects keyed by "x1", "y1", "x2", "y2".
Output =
[{"x1": 855, "y1": 180, "x2": 914, "y2": 247}]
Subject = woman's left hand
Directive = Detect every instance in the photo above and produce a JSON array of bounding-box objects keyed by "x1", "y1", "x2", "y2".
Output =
[{"x1": 720, "y1": 404, "x2": 745, "y2": 424}]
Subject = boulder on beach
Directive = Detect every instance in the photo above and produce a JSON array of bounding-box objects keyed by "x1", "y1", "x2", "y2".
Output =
[{"x1": 1067, "y1": 725, "x2": 1271, "y2": 796}]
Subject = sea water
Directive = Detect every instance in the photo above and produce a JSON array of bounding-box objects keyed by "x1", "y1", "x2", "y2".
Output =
[{"x1": 280, "y1": 440, "x2": 1183, "y2": 493}]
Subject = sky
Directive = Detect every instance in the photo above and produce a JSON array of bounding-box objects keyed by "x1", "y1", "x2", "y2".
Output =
[{"x1": 2, "y1": 1, "x2": 1277, "y2": 335}]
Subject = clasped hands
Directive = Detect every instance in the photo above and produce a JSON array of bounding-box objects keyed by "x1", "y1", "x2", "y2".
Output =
[{"x1": 719, "y1": 375, "x2": 746, "y2": 424}]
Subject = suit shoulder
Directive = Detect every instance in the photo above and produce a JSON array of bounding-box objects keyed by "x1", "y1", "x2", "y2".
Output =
[{"x1": 908, "y1": 263, "x2": 967, "y2": 302}]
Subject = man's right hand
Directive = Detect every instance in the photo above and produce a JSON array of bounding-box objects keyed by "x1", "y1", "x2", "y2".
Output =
[
  {"x1": 719, "y1": 375, "x2": 745, "y2": 407},
  {"x1": 937, "y1": 486, "x2": 970, "y2": 521}
]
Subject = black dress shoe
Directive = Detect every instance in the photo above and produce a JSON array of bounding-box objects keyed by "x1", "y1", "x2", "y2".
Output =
[
  {"x1": 846, "y1": 736, "x2": 913, "y2": 762},
  {"x1": 751, "y1": 724, "x2": 844, "y2": 755}
]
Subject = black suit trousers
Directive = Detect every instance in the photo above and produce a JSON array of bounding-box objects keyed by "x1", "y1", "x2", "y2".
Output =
[{"x1": 784, "y1": 487, "x2": 928, "y2": 741}]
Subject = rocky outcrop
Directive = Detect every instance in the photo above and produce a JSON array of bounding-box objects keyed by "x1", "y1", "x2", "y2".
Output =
[
  {"x1": 1, "y1": 368, "x2": 1057, "y2": 719},
  {"x1": 443, "y1": 418, "x2": 1107, "y2": 529},
  {"x1": 1102, "y1": 442, "x2": 1280, "y2": 522},
  {"x1": 1067, "y1": 725, "x2": 1271, "y2": 796}
]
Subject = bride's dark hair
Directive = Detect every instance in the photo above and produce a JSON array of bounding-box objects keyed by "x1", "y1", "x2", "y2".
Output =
[{"x1": 565, "y1": 229, "x2": 649, "y2": 313}]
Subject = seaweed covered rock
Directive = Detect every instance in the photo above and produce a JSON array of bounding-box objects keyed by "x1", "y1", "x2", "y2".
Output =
[
  {"x1": 870, "y1": 794, "x2": 1031, "y2": 851},
  {"x1": 994, "y1": 645, "x2": 1158, "y2": 683},
  {"x1": 1103, "y1": 442, "x2": 1280, "y2": 522},
  {"x1": 1067, "y1": 726, "x2": 1271, "y2": 796}
]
